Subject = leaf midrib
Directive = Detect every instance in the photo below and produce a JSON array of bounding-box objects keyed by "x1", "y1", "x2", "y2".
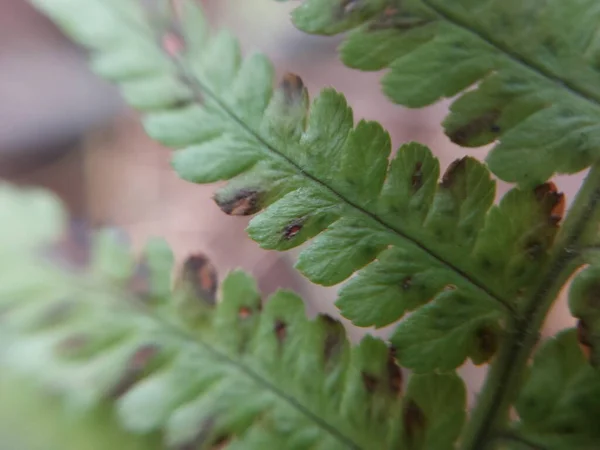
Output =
[{"x1": 422, "y1": 0, "x2": 600, "y2": 108}]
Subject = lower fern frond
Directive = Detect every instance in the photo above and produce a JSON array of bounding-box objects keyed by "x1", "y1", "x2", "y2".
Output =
[{"x1": 0, "y1": 184, "x2": 466, "y2": 450}]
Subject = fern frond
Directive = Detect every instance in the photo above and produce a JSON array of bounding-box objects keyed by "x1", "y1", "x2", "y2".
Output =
[
  {"x1": 509, "y1": 329, "x2": 600, "y2": 449},
  {"x1": 290, "y1": 0, "x2": 600, "y2": 185},
  {"x1": 0, "y1": 185, "x2": 468, "y2": 450},
  {"x1": 29, "y1": 0, "x2": 569, "y2": 372}
]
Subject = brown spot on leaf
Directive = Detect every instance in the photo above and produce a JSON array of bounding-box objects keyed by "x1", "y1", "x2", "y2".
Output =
[
  {"x1": 524, "y1": 239, "x2": 544, "y2": 260},
  {"x1": 109, "y1": 344, "x2": 160, "y2": 399},
  {"x1": 411, "y1": 162, "x2": 423, "y2": 191},
  {"x1": 274, "y1": 319, "x2": 287, "y2": 342},
  {"x1": 386, "y1": 349, "x2": 402, "y2": 396},
  {"x1": 238, "y1": 306, "x2": 252, "y2": 319},
  {"x1": 401, "y1": 276, "x2": 412, "y2": 290},
  {"x1": 448, "y1": 110, "x2": 501, "y2": 146},
  {"x1": 128, "y1": 260, "x2": 152, "y2": 298},
  {"x1": 534, "y1": 182, "x2": 565, "y2": 226},
  {"x1": 214, "y1": 189, "x2": 263, "y2": 216},
  {"x1": 179, "y1": 254, "x2": 218, "y2": 305},
  {"x1": 440, "y1": 157, "x2": 468, "y2": 188},
  {"x1": 320, "y1": 315, "x2": 345, "y2": 365},
  {"x1": 283, "y1": 219, "x2": 304, "y2": 240},
  {"x1": 403, "y1": 399, "x2": 427, "y2": 444},
  {"x1": 361, "y1": 372, "x2": 379, "y2": 393},
  {"x1": 280, "y1": 73, "x2": 306, "y2": 106},
  {"x1": 475, "y1": 326, "x2": 498, "y2": 361},
  {"x1": 577, "y1": 319, "x2": 593, "y2": 362}
]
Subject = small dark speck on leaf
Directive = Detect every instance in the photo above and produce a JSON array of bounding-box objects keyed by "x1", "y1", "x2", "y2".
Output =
[
  {"x1": 475, "y1": 326, "x2": 498, "y2": 359},
  {"x1": 411, "y1": 162, "x2": 423, "y2": 191},
  {"x1": 361, "y1": 372, "x2": 379, "y2": 393},
  {"x1": 238, "y1": 306, "x2": 252, "y2": 319},
  {"x1": 403, "y1": 399, "x2": 426, "y2": 444},
  {"x1": 401, "y1": 276, "x2": 412, "y2": 290},
  {"x1": 274, "y1": 319, "x2": 287, "y2": 342}
]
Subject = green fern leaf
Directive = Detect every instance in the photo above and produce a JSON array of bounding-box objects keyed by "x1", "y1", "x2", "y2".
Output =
[
  {"x1": 0, "y1": 185, "x2": 470, "y2": 450},
  {"x1": 290, "y1": 0, "x2": 600, "y2": 185},
  {"x1": 569, "y1": 266, "x2": 600, "y2": 371},
  {"x1": 29, "y1": 0, "x2": 569, "y2": 372},
  {"x1": 510, "y1": 329, "x2": 600, "y2": 449}
]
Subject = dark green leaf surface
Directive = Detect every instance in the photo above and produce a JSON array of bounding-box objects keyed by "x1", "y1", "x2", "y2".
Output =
[{"x1": 512, "y1": 329, "x2": 600, "y2": 449}]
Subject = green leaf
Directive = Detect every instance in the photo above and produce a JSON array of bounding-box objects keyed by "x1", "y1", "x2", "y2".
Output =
[
  {"x1": 1, "y1": 185, "x2": 462, "y2": 450},
  {"x1": 390, "y1": 291, "x2": 503, "y2": 372},
  {"x1": 29, "y1": 0, "x2": 569, "y2": 371},
  {"x1": 290, "y1": 0, "x2": 600, "y2": 185},
  {"x1": 569, "y1": 266, "x2": 600, "y2": 370},
  {"x1": 397, "y1": 373, "x2": 466, "y2": 450},
  {"x1": 512, "y1": 329, "x2": 600, "y2": 449},
  {"x1": 0, "y1": 183, "x2": 65, "y2": 252}
]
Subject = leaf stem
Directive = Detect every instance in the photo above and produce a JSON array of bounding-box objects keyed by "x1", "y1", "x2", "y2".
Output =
[{"x1": 460, "y1": 164, "x2": 600, "y2": 450}]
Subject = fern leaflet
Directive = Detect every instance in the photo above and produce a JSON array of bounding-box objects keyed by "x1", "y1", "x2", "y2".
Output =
[{"x1": 509, "y1": 329, "x2": 600, "y2": 449}]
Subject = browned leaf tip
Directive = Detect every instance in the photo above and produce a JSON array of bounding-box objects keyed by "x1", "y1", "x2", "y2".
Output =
[
  {"x1": 109, "y1": 344, "x2": 160, "y2": 399},
  {"x1": 214, "y1": 189, "x2": 263, "y2": 216},
  {"x1": 387, "y1": 348, "x2": 403, "y2": 396},
  {"x1": 180, "y1": 254, "x2": 218, "y2": 305},
  {"x1": 274, "y1": 319, "x2": 287, "y2": 343},
  {"x1": 402, "y1": 398, "x2": 426, "y2": 444},
  {"x1": 320, "y1": 314, "x2": 345, "y2": 365},
  {"x1": 440, "y1": 157, "x2": 468, "y2": 188},
  {"x1": 448, "y1": 110, "x2": 501, "y2": 146},
  {"x1": 280, "y1": 73, "x2": 306, "y2": 106},
  {"x1": 534, "y1": 182, "x2": 565, "y2": 226}
]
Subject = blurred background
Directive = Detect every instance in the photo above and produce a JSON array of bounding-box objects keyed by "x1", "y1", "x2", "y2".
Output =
[{"x1": 0, "y1": 0, "x2": 583, "y2": 402}]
